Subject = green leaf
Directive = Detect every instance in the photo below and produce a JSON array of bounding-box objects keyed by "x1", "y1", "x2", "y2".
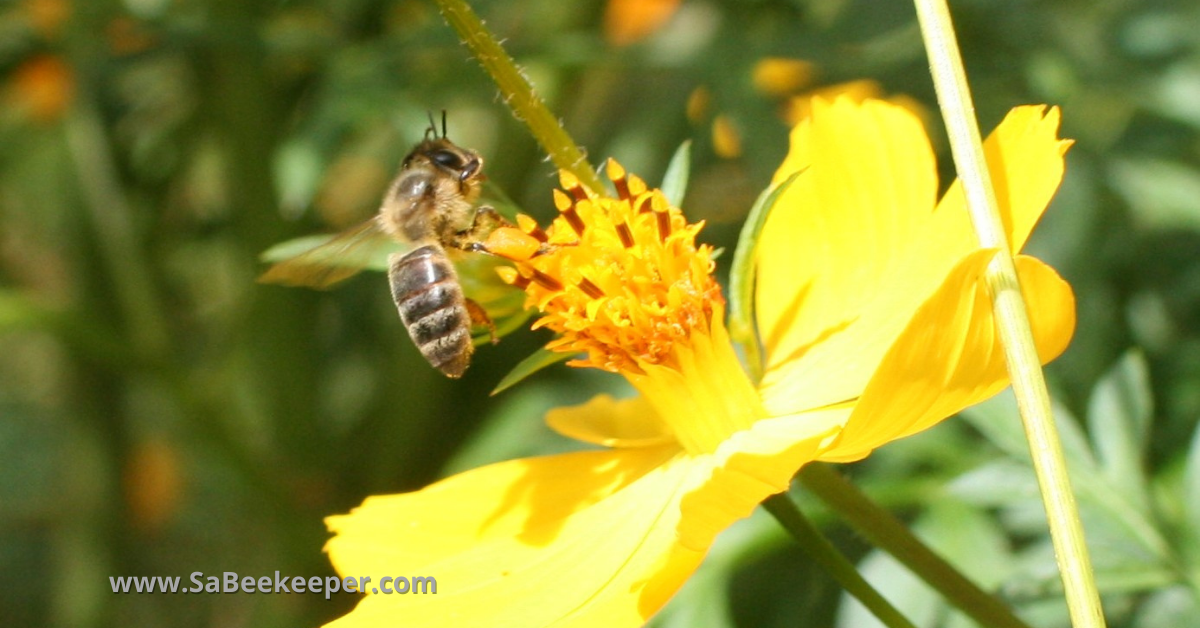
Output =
[
  {"x1": 964, "y1": 388, "x2": 1174, "y2": 570},
  {"x1": 661, "y1": 140, "x2": 692, "y2": 208},
  {"x1": 727, "y1": 170, "x2": 803, "y2": 382},
  {"x1": 0, "y1": 290, "x2": 128, "y2": 366},
  {"x1": 1182, "y1": 422, "x2": 1200, "y2": 544},
  {"x1": 273, "y1": 139, "x2": 324, "y2": 216},
  {"x1": 1109, "y1": 158, "x2": 1200, "y2": 230},
  {"x1": 1087, "y1": 350, "x2": 1153, "y2": 507},
  {"x1": 948, "y1": 460, "x2": 1039, "y2": 508},
  {"x1": 838, "y1": 502, "x2": 1011, "y2": 628},
  {"x1": 491, "y1": 347, "x2": 574, "y2": 395},
  {"x1": 960, "y1": 391, "x2": 1098, "y2": 473},
  {"x1": 0, "y1": 290, "x2": 43, "y2": 329},
  {"x1": 1132, "y1": 586, "x2": 1199, "y2": 628}
]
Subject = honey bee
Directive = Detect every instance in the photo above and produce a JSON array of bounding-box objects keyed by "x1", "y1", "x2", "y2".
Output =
[{"x1": 260, "y1": 115, "x2": 508, "y2": 378}]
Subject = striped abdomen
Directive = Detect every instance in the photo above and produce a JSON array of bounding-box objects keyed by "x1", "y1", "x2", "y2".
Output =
[{"x1": 388, "y1": 244, "x2": 473, "y2": 378}]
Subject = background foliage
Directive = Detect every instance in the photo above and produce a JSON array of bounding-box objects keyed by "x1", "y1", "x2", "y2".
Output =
[{"x1": 1, "y1": 0, "x2": 1199, "y2": 626}]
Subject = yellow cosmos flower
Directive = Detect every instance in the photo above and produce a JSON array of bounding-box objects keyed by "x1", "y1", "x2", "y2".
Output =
[{"x1": 322, "y1": 96, "x2": 1076, "y2": 627}]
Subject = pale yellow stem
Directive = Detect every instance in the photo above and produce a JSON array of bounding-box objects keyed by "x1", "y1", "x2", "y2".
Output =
[{"x1": 913, "y1": 1, "x2": 1107, "y2": 627}]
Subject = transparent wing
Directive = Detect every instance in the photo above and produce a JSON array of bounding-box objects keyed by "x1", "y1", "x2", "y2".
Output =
[{"x1": 258, "y1": 220, "x2": 410, "y2": 289}]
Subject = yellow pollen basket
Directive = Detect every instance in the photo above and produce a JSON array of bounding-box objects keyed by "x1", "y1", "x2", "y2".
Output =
[{"x1": 486, "y1": 160, "x2": 721, "y2": 375}]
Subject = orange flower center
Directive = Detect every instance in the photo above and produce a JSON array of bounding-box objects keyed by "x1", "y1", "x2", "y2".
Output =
[
  {"x1": 485, "y1": 161, "x2": 765, "y2": 455},
  {"x1": 488, "y1": 160, "x2": 722, "y2": 375}
]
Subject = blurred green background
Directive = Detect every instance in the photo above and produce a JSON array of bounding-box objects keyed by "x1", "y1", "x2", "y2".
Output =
[{"x1": 2, "y1": 0, "x2": 1199, "y2": 626}]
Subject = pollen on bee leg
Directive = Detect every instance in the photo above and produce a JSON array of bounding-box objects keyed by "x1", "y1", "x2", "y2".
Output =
[
  {"x1": 481, "y1": 226, "x2": 542, "y2": 261},
  {"x1": 553, "y1": 189, "x2": 587, "y2": 236},
  {"x1": 606, "y1": 159, "x2": 631, "y2": 200}
]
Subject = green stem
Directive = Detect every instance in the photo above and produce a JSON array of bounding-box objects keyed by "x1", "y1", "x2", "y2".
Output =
[
  {"x1": 762, "y1": 494, "x2": 918, "y2": 628},
  {"x1": 64, "y1": 95, "x2": 171, "y2": 360},
  {"x1": 913, "y1": 1, "x2": 1107, "y2": 626},
  {"x1": 800, "y1": 464, "x2": 1035, "y2": 628},
  {"x1": 434, "y1": 0, "x2": 605, "y2": 194}
]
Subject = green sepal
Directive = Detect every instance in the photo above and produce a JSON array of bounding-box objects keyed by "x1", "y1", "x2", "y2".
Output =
[
  {"x1": 491, "y1": 347, "x2": 575, "y2": 396},
  {"x1": 727, "y1": 169, "x2": 803, "y2": 382},
  {"x1": 661, "y1": 140, "x2": 692, "y2": 208}
]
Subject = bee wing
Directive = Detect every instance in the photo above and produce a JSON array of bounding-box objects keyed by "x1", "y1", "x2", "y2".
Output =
[{"x1": 258, "y1": 220, "x2": 409, "y2": 289}]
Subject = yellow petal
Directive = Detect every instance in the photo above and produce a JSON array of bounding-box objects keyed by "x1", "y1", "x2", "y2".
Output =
[
  {"x1": 324, "y1": 447, "x2": 705, "y2": 627},
  {"x1": 676, "y1": 406, "x2": 846, "y2": 551},
  {"x1": 545, "y1": 394, "x2": 675, "y2": 448},
  {"x1": 756, "y1": 96, "x2": 937, "y2": 408},
  {"x1": 936, "y1": 106, "x2": 1072, "y2": 253},
  {"x1": 817, "y1": 250, "x2": 1076, "y2": 463},
  {"x1": 781, "y1": 79, "x2": 885, "y2": 126},
  {"x1": 757, "y1": 101, "x2": 1070, "y2": 415}
]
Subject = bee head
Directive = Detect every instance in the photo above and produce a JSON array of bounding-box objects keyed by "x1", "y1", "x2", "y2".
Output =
[{"x1": 402, "y1": 112, "x2": 484, "y2": 193}]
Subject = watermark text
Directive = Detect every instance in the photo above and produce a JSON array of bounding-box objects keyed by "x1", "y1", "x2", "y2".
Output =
[{"x1": 108, "y1": 572, "x2": 436, "y2": 599}]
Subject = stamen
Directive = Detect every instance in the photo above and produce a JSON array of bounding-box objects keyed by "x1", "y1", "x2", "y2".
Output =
[
  {"x1": 530, "y1": 268, "x2": 564, "y2": 291},
  {"x1": 652, "y1": 195, "x2": 672, "y2": 241},
  {"x1": 577, "y1": 277, "x2": 605, "y2": 299},
  {"x1": 606, "y1": 159, "x2": 631, "y2": 200},
  {"x1": 553, "y1": 189, "x2": 587, "y2": 236},
  {"x1": 615, "y1": 220, "x2": 635, "y2": 248},
  {"x1": 495, "y1": 266, "x2": 530, "y2": 289},
  {"x1": 628, "y1": 174, "x2": 648, "y2": 197},
  {"x1": 517, "y1": 214, "x2": 549, "y2": 242},
  {"x1": 634, "y1": 194, "x2": 655, "y2": 214},
  {"x1": 496, "y1": 266, "x2": 518, "y2": 283},
  {"x1": 558, "y1": 170, "x2": 590, "y2": 202}
]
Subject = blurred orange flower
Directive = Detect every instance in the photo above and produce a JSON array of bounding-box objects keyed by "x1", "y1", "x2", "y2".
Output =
[
  {"x1": 604, "y1": 0, "x2": 681, "y2": 46},
  {"x1": 8, "y1": 55, "x2": 74, "y2": 122}
]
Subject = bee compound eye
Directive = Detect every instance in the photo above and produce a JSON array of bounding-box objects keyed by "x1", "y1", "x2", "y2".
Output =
[{"x1": 431, "y1": 150, "x2": 464, "y2": 170}]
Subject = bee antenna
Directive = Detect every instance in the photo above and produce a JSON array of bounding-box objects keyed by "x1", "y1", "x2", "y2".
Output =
[
  {"x1": 441, "y1": 110, "x2": 448, "y2": 138},
  {"x1": 425, "y1": 111, "x2": 439, "y2": 139}
]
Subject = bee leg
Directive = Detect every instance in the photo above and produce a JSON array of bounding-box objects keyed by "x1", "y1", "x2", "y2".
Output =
[
  {"x1": 464, "y1": 298, "x2": 498, "y2": 344},
  {"x1": 471, "y1": 205, "x2": 514, "y2": 231},
  {"x1": 452, "y1": 205, "x2": 513, "y2": 250}
]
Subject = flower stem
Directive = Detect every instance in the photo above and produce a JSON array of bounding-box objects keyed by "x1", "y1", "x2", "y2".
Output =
[
  {"x1": 65, "y1": 95, "x2": 171, "y2": 361},
  {"x1": 433, "y1": 0, "x2": 605, "y2": 194},
  {"x1": 913, "y1": 1, "x2": 1107, "y2": 627},
  {"x1": 762, "y1": 494, "x2": 919, "y2": 628},
  {"x1": 800, "y1": 464, "x2": 1035, "y2": 628}
]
